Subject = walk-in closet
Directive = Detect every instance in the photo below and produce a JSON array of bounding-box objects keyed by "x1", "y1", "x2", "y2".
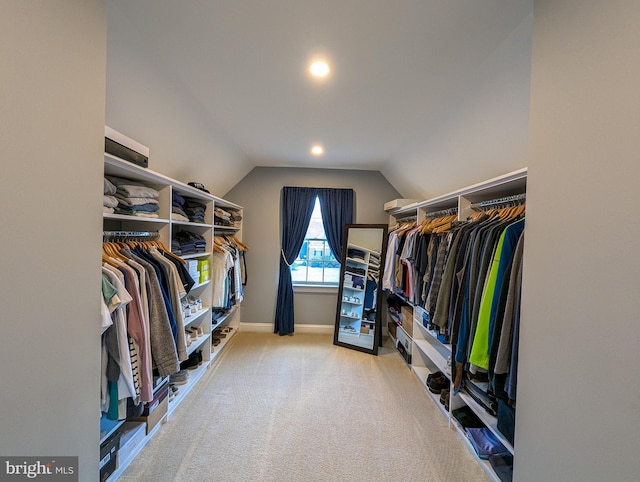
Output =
[{"x1": 3, "y1": 1, "x2": 640, "y2": 481}]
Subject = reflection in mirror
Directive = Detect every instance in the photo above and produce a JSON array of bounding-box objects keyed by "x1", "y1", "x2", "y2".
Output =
[{"x1": 334, "y1": 224, "x2": 387, "y2": 354}]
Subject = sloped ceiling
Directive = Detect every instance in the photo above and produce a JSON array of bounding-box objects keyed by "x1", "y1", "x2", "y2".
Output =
[{"x1": 107, "y1": 0, "x2": 533, "y2": 199}]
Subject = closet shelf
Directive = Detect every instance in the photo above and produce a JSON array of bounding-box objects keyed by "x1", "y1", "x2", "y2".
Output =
[
  {"x1": 451, "y1": 419, "x2": 506, "y2": 482},
  {"x1": 412, "y1": 339, "x2": 448, "y2": 375},
  {"x1": 340, "y1": 314, "x2": 360, "y2": 320},
  {"x1": 343, "y1": 286, "x2": 365, "y2": 292},
  {"x1": 103, "y1": 213, "x2": 169, "y2": 224},
  {"x1": 180, "y1": 252, "x2": 212, "y2": 260},
  {"x1": 211, "y1": 328, "x2": 237, "y2": 363},
  {"x1": 456, "y1": 391, "x2": 514, "y2": 455},
  {"x1": 100, "y1": 416, "x2": 124, "y2": 445},
  {"x1": 211, "y1": 305, "x2": 239, "y2": 328},
  {"x1": 214, "y1": 225, "x2": 241, "y2": 231},
  {"x1": 183, "y1": 308, "x2": 210, "y2": 326},
  {"x1": 186, "y1": 333, "x2": 211, "y2": 357},
  {"x1": 345, "y1": 257, "x2": 367, "y2": 265},
  {"x1": 172, "y1": 220, "x2": 213, "y2": 229},
  {"x1": 188, "y1": 280, "x2": 211, "y2": 292},
  {"x1": 412, "y1": 365, "x2": 450, "y2": 418},
  {"x1": 167, "y1": 362, "x2": 210, "y2": 417}
]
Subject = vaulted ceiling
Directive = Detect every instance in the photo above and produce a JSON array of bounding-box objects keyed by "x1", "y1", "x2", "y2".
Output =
[{"x1": 107, "y1": 0, "x2": 533, "y2": 199}]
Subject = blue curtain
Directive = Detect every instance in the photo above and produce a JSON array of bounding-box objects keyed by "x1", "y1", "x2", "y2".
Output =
[
  {"x1": 274, "y1": 187, "x2": 317, "y2": 335},
  {"x1": 317, "y1": 188, "x2": 354, "y2": 262}
]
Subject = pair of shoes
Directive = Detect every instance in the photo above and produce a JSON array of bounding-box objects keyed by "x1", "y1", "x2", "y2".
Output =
[
  {"x1": 427, "y1": 371, "x2": 444, "y2": 383},
  {"x1": 440, "y1": 389, "x2": 450, "y2": 411},
  {"x1": 169, "y1": 370, "x2": 189, "y2": 386},
  {"x1": 186, "y1": 327, "x2": 202, "y2": 340},
  {"x1": 428, "y1": 373, "x2": 450, "y2": 394},
  {"x1": 180, "y1": 350, "x2": 203, "y2": 371}
]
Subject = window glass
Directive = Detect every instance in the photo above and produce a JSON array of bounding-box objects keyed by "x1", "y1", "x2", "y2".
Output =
[{"x1": 291, "y1": 197, "x2": 340, "y2": 285}]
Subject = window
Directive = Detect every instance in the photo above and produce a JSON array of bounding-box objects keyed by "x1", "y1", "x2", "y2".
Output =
[{"x1": 291, "y1": 197, "x2": 340, "y2": 285}]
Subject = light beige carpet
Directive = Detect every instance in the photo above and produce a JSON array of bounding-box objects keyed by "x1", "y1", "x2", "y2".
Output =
[{"x1": 120, "y1": 333, "x2": 489, "y2": 482}]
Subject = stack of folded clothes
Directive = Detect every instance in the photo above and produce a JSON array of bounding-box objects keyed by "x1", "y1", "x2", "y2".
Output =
[
  {"x1": 103, "y1": 177, "x2": 118, "y2": 214},
  {"x1": 347, "y1": 247, "x2": 366, "y2": 262},
  {"x1": 106, "y1": 175, "x2": 160, "y2": 218},
  {"x1": 172, "y1": 230, "x2": 207, "y2": 255},
  {"x1": 172, "y1": 192, "x2": 189, "y2": 222},
  {"x1": 184, "y1": 198, "x2": 206, "y2": 223},
  {"x1": 465, "y1": 427, "x2": 510, "y2": 460},
  {"x1": 214, "y1": 207, "x2": 231, "y2": 227},
  {"x1": 171, "y1": 238, "x2": 182, "y2": 255},
  {"x1": 229, "y1": 210, "x2": 242, "y2": 227}
]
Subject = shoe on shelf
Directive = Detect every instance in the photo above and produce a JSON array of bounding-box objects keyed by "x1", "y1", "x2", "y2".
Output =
[
  {"x1": 440, "y1": 388, "x2": 450, "y2": 410},
  {"x1": 427, "y1": 373, "x2": 450, "y2": 394},
  {"x1": 169, "y1": 370, "x2": 189, "y2": 385},
  {"x1": 180, "y1": 350, "x2": 203, "y2": 371},
  {"x1": 427, "y1": 371, "x2": 444, "y2": 383}
]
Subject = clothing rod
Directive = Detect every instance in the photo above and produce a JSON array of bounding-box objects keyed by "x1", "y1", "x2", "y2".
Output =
[
  {"x1": 395, "y1": 215, "x2": 417, "y2": 222},
  {"x1": 103, "y1": 230, "x2": 159, "y2": 240},
  {"x1": 425, "y1": 207, "x2": 458, "y2": 218},
  {"x1": 470, "y1": 193, "x2": 526, "y2": 209}
]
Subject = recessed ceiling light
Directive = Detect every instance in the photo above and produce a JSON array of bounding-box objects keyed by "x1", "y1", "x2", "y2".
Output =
[
  {"x1": 311, "y1": 144, "x2": 324, "y2": 156},
  {"x1": 309, "y1": 61, "x2": 330, "y2": 78}
]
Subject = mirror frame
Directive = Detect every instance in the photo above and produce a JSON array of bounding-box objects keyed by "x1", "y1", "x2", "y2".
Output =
[{"x1": 333, "y1": 224, "x2": 388, "y2": 355}]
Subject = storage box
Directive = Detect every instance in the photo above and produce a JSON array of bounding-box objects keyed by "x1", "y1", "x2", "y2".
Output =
[
  {"x1": 105, "y1": 126, "x2": 149, "y2": 168},
  {"x1": 117, "y1": 421, "x2": 146, "y2": 466},
  {"x1": 396, "y1": 325, "x2": 412, "y2": 364},
  {"x1": 401, "y1": 305, "x2": 413, "y2": 337},
  {"x1": 99, "y1": 431, "x2": 121, "y2": 482},
  {"x1": 130, "y1": 383, "x2": 169, "y2": 434},
  {"x1": 384, "y1": 199, "x2": 418, "y2": 212},
  {"x1": 197, "y1": 259, "x2": 210, "y2": 272},
  {"x1": 387, "y1": 320, "x2": 397, "y2": 338}
]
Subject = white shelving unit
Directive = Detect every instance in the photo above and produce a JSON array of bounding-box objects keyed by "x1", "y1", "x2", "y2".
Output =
[
  {"x1": 385, "y1": 168, "x2": 525, "y2": 481},
  {"x1": 102, "y1": 152, "x2": 244, "y2": 480}
]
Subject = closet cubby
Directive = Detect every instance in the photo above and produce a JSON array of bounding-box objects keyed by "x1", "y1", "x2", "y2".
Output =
[
  {"x1": 384, "y1": 167, "x2": 526, "y2": 482},
  {"x1": 102, "y1": 152, "x2": 244, "y2": 481}
]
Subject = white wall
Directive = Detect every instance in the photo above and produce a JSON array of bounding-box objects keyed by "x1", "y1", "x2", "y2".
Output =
[
  {"x1": 106, "y1": 3, "x2": 253, "y2": 196},
  {"x1": 0, "y1": 1, "x2": 106, "y2": 479},
  {"x1": 516, "y1": 1, "x2": 640, "y2": 480},
  {"x1": 223, "y1": 167, "x2": 400, "y2": 329},
  {"x1": 382, "y1": 10, "x2": 533, "y2": 200}
]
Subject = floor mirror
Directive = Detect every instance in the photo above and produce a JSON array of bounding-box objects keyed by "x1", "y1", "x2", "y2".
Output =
[{"x1": 333, "y1": 224, "x2": 388, "y2": 354}]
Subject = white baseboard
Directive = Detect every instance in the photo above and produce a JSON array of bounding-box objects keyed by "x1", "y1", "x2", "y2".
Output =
[{"x1": 239, "y1": 322, "x2": 334, "y2": 334}]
